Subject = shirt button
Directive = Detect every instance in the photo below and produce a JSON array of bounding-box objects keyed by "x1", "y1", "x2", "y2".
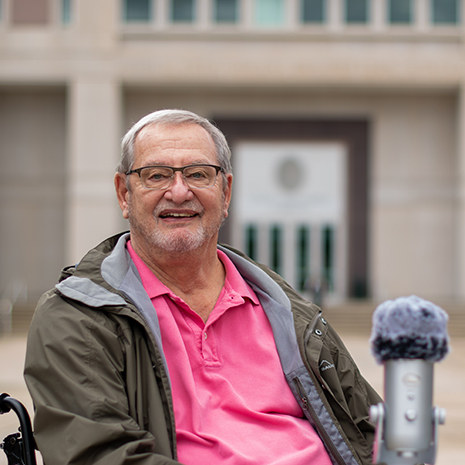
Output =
[{"x1": 204, "y1": 331, "x2": 208, "y2": 340}]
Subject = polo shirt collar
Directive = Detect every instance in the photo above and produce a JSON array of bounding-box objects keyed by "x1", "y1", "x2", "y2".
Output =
[{"x1": 126, "y1": 240, "x2": 259, "y2": 306}]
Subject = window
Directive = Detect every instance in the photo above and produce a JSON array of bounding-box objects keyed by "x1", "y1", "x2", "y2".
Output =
[
  {"x1": 301, "y1": 0, "x2": 325, "y2": 23},
  {"x1": 62, "y1": 0, "x2": 71, "y2": 24},
  {"x1": 245, "y1": 224, "x2": 257, "y2": 261},
  {"x1": 322, "y1": 225, "x2": 335, "y2": 291},
  {"x1": 297, "y1": 225, "x2": 310, "y2": 292},
  {"x1": 270, "y1": 225, "x2": 282, "y2": 275},
  {"x1": 123, "y1": 0, "x2": 151, "y2": 22},
  {"x1": 389, "y1": 0, "x2": 412, "y2": 24},
  {"x1": 431, "y1": 0, "x2": 459, "y2": 24},
  {"x1": 253, "y1": 0, "x2": 284, "y2": 26},
  {"x1": 214, "y1": 0, "x2": 238, "y2": 23},
  {"x1": 11, "y1": 0, "x2": 49, "y2": 24},
  {"x1": 345, "y1": 0, "x2": 369, "y2": 24},
  {"x1": 171, "y1": 0, "x2": 195, "y2": 22}
]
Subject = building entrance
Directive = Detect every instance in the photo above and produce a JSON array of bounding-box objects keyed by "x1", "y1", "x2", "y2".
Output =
[
  {"x1": 232, "y1": 141, "x2": 347, "y2": 302},
  {"x1": 215, "y1": 117, "x2": 369, "y2": 300}
]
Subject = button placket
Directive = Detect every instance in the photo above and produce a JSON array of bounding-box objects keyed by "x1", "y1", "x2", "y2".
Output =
[{"x1": 200, "y1": 325, "x2": 221, "y2": 366}]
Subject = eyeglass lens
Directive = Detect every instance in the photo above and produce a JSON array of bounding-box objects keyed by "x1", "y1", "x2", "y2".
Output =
[{"x1": 139, "y1": 165, "x2": 219, "y2": 190}]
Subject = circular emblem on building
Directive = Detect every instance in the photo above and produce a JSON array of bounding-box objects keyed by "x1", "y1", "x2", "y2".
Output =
[{"x1": 276, "y1": 157, "x2": 305, "y2": 191}]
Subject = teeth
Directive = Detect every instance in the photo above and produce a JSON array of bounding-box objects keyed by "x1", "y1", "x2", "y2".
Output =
[{"x1": 165, "y1": 213, "x2": 193, "y2": 218}]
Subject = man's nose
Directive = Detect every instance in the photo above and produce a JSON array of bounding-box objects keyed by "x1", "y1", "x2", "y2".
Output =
[{"x1": 164, "y1": 172, "x2": 194, "y2": 202}]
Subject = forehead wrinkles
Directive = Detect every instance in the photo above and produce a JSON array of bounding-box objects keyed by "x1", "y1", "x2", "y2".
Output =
[{"x1": 134, "y1": 123, "x2": 216, "y2": 163}]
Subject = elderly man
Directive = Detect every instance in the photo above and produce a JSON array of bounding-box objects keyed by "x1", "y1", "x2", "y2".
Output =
[{"x1": 25, "y1": 109, "x2": 380, "y2": 465}]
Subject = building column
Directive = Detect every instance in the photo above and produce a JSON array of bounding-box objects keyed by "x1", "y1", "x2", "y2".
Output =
[
  {"x1": 371, "y1": 0, "x2": 386, "y2": 31},
  {"x1": 456, "y1": 84, "x2": 465, "y2": 300},
  {"x1": 67, "y1": 78, "x2": 122, "y2": 264},
  {"x1": 415, "y1": 0, "x2": 429, "y2": 32},
  {"x1": 287, "y1": 0, "x2": 299, "y2": 28},
  {"x1": 328, "y1": 0, "x2": 343, "y2": 31}
]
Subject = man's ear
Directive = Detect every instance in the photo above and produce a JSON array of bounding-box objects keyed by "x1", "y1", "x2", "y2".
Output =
[
  {"x1": 114, "y1": 173, "x2": 130, "y2": 219},
  {"x1": 223, "y1": 173, "x2": 233, "y2": 219}
]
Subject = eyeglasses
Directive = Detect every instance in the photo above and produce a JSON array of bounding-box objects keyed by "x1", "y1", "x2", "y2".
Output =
[{"x1": 125, "y1": 164, "x2": 224, "y2": 190}]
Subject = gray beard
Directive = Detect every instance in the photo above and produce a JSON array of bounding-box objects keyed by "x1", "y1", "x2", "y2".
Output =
[
  {"x1": 146, "y1": 224, "x2": 213, "y2": 253},
  {"x1": 128, "y1": 209, "x2": 225, "y2": 254}
]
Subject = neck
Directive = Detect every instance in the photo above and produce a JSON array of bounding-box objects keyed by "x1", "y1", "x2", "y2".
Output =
[
  {"x1": 152, "y1": 245, "x2": 221, "y2": 288},
  {"x1": 131, "y1": 238, "x2": 225, "y2": 321}
]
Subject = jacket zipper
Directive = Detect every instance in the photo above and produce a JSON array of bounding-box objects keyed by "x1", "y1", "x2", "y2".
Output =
[
  {"x1": 117, "y1": 299, "x2": 178, "y2": 459},
  {"x1": 293, "y1": 376, "x2": 349, "y2": 465}
]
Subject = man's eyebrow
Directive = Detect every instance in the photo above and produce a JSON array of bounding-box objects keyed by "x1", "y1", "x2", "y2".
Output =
[{"x1": 142, "y1": 159, "x2": 213, "y2": 167}]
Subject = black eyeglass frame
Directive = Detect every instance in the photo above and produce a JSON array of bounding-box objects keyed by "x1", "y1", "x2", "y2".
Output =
[{"x1": 125, "y1": 163, "x2": 225, "y2": 189}]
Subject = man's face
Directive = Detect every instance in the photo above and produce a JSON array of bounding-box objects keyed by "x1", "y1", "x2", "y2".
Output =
[{"x1": 115, "y1": 122, "x2": 233, "y2": 256}]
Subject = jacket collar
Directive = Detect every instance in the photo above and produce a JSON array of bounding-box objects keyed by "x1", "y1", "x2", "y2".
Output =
[{"x1": 56, "y1": 233, "x2": 293, "y2": 312}]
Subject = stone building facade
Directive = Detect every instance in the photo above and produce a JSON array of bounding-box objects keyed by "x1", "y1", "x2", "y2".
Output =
[{"x1": 1, "y1": 0, "x2": 464, "y2": 309}]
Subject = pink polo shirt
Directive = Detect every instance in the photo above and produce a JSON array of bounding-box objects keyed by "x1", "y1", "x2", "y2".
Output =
[{"x1": 127, "y1": 241, "x2": 332, "y2": 465}]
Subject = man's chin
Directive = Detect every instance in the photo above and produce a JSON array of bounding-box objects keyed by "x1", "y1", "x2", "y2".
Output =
[{"x1": 151, "y1": 231, "x2": 207, "y2": 254}]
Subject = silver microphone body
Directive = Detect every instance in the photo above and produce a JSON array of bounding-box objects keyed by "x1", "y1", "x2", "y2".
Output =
[{"x1": 383, "y1": 359, "x2": 433, "y2": 452}]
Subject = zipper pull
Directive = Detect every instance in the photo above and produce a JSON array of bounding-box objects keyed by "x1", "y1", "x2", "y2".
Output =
[{"x1": 293, "y1": 377, "x2": 309, "y2": 411}]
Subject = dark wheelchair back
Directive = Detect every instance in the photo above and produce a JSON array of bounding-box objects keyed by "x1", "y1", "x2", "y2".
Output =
[{"x1": 0, "y1": 394, "x2": 37, "y2": 465}]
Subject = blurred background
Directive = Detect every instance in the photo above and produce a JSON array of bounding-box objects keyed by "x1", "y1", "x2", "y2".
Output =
[
  {"x1": 1, "y1": 0, "x2": 465, "y2": 323},
  {"x1": 1, "y1": 1, "x2": 465, "y2": 462}
]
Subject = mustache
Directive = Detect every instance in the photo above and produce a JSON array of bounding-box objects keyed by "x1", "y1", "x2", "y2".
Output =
[{"x1": 153, "y1": 201, "x2": 203, "y2": 216}]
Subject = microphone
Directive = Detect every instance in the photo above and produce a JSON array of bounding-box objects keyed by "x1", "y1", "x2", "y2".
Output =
[{"x1": 369, "y1": 295, "x2": 449, "y2": 465}]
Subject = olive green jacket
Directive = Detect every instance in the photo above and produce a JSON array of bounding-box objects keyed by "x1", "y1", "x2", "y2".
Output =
[{"x1": 24, "y1": 232, "x2": 381, "y2": 465}]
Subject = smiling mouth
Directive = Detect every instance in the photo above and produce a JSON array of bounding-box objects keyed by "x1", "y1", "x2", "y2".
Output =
[{"x1": 159, "y1": 211, "x2": 199, "y2": 219}]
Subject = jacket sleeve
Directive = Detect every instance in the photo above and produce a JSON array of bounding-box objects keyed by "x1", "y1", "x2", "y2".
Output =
[{"x1": 24, "y1": 290, "x2": 181, "y2": 465}]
